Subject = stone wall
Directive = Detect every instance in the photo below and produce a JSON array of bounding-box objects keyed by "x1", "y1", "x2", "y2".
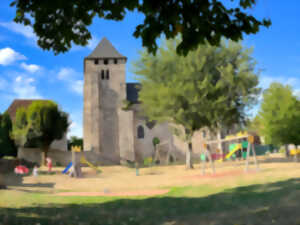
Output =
[
  {"x1": 118, "y1": 109, "x2": 135, "y2": 161},
  {"x1": 18, "y1": 148, "x2": 120, "y2": 167},
  {"x1": 50, "y1": 133, "x2": 68, "y2": 151}
]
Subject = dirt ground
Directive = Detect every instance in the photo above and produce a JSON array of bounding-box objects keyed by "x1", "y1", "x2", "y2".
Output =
[{"x1": 11, "y1": 153, "x2": 300, "y2": 195}]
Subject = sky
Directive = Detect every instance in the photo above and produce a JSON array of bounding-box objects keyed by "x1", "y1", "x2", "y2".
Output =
[{"x1": 0, "y1": 0, "x2": 299, "y2": 138}]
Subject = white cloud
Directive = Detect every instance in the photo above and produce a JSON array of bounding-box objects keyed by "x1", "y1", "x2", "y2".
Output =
[
  {"x1": 58, "y1": 67, "x2": 76, "y2": 81},
  {"x1": 68, "y1": 112, "x2": 82, "y2": 138},
  {"x1": 57, "y1": 67, "x2": 83, "y2": 95},
  {"x1": 87, "y1": 36, "x2": 99, "y2": 50},
  {"x1": 20, "y1": 62, "x2": 41, "y2": 73},
  {"x1": 71, "y1": 80, "x2": 83, "y2": 95},
  {"x1": 0, "y1": 47, "x2": 26, "y2": 65},
  {"x1": 71, "y1": 35, "x2": 99, "y2": 51},
  {"x1": 0, "y1": 22, "x2": 36, "y2": 39},
  {"x1": 259, "y1": 75, "x2": 300, "y2": 90},
  {"x1": 13, "y1": 75, "x2": 42, "y2": 99}
]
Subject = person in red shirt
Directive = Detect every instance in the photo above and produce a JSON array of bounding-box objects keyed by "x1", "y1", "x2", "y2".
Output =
[{"x1": 46, "y1": 157, "x2": 52, "y2": 173}]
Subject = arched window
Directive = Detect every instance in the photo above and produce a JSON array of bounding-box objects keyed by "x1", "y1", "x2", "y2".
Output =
[
  {"x1": 202, "y1": 131, "x2": 206, "y2": 138},
  {"x1": 101, "y1": 70, "x2": 105, "y2": 80},
  {"x1": 106, "y1": 70, "x2": 109, "y2": 80},
  {"x1": 137, "y1": 125, "x2": 144, "y2": 139}
]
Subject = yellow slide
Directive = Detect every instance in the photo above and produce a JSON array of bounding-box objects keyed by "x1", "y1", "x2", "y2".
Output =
[
  {"x1": 217, "y1": 144, "x2": 242, "y2": 162},
  {"x1": 290, "y1": 149, "x2": 300, "y2": 155},
  {"x1": 80, "y1": 156, "x2": 102, "y2": 173}
]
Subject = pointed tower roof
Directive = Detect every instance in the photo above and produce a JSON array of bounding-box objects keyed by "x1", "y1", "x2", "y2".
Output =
[{"x1": 86, "y1": 37, "x2": 126, "y2": 59}]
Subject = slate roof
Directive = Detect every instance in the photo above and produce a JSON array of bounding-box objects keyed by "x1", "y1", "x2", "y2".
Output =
[
  {"x1": 126, "y1": 83, "x2": 141, "y2": 104},
  {"x1": 6, "y1": 99, "x2": 50, "y2": 121},
  {"x1": 86, "y1": 37, "x2": 126, "y2": 59}
]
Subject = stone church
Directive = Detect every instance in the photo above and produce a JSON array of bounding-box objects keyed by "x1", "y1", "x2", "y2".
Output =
[{"x1": 83, "y1": 38, "x2": 232, "y2": 164}]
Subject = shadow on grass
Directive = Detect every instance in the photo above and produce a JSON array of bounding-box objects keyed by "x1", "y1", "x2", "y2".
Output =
[
  {"x1": 2, "y1": 178, "x2": 300, "y2": 225},
  {"x1": 3, "y1": 173, "x2": 55, "y2": 190}
]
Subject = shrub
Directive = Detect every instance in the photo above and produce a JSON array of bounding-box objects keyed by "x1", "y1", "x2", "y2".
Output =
[
  {"x1": 279, "y1": 148, "x2": 286, "y2": 154},
  {"x1": 143, "y1": 157, "x2": 153, "y2": 167}
]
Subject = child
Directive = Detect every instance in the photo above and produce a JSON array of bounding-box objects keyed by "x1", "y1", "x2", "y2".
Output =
[
  {"x1": 33, "y1": 164, "x2": 39, "y2": 176},
  {"x1": 46, "y1": 157, "x2": 52, "y2": 173}
]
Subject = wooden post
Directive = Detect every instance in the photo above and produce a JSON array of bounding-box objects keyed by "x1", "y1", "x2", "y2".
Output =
[
  {"x1": 245, "y1": 138, "x2": 251, "y2": 172},
  {"x1": 251, "y1": 143, "x2": 259, "y2": 171},
  {"x1": 205, "y1": 147, "x2": 215, "y2": 174},
  {"x1": 201, "y1": 153, "x2": 206, "y2": 175},
  {"x1": 201, "y1": 143, "x2": 207, "y2": 175},
  {"x1": 166, "y1": 142, "x2": 171, "y2": 165},
  {"x1": 245, "y1": 135, "x2": 259, "y2": 172},
  {"x1": 72, "y1": 151, "x2": 82, "y2": 178}
]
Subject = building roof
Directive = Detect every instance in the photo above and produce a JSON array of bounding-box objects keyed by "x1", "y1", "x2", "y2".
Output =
[
  {"x1": 6, "y1": 99, "x2": 50, "y2": 121},
  {"x1": 126, "y1": 83, "x2": 141, "y2": 104},
  {"x1": 86, "y1": 37, "x2": 126, "y2": 59}
]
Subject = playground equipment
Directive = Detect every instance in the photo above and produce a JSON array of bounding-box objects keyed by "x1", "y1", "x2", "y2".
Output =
[
  {"x1": 200, "y1": 143, "x2": 216, "y2": 175},
  {"x1": 80, "y1": 156, "x2": 102, "y2": 173},
  {"x1": 62, "y1": 162, "x2": 73, "y2": 174},
  {"x1": 206, "y1": 134, "x2": 259, "y2": 172},
  {"x1": 290, "y1": 149, "x2": 300, "y2": 155},
  {"x1": 217, "y1": 144, "x2": 242, "y2": 162},
  {"x1": 62, "y1": 146, "x2": 102, "y2": 175},
  {"x1": 154, "y1": 141, "x2": 177, "y2": 165}
]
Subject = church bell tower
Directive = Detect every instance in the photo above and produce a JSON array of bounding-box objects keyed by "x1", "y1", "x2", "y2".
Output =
[{"x1": 83, "y1": 37, "x2": 127, "y2": 161}]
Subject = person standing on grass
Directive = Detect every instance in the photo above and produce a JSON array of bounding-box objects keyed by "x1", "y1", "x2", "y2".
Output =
[
  {"x1": 33, "y1": 164, "x2": 39, "y2": 176},
  {"x1": 46, "y1": 157, "x2": 52, "y2": 173}
]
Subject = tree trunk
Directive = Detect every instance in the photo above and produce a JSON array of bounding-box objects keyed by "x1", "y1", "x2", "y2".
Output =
[
  {"x1": 186, "y1": 142, "x2": 194, "y2": 169},
  {"x1": 285, "y1": 144, "x2": 290, "y2": 158},
  {"x1": 42, "y1": 147, "x2": 49, "y2": 166}
]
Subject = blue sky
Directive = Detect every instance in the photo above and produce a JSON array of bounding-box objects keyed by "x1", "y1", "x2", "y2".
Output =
[{"x1": 0, "y1": 0, "x2": 299, "y2": 138}]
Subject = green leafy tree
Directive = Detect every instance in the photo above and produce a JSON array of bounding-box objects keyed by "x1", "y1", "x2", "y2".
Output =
[
  {"x1": 258, "y1": 82, "x2": 300, "y2": 147},
  {"x1": 133, "y1": 38, "x2": 260, "y2": 168},
  {"x1": 10, "y1": 0, "x2": 270, "y2": 56},
  {"x1": 0, "y1": 113, "x2": 17, "y2": 158},
  {"x1": 12, "y1": 101, "x2": 69, "y2": 165},
  {"x1": 67, "y1": 136, "x2": 83, "y2": 151}
]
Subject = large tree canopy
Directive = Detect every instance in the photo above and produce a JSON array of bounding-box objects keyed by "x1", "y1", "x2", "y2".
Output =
[
  {"x1": 258, "y1": 82, "x2": 300, "y2": 147},
  {"x1": 133, "y1": 38, "x2": 260, "y2": 168},
  {"x1": 12, "y1": 101, "x2": 69, "y2": 164},
  {"x1": 0, "y1": 113, "x2": 17, "y2": 158},
  {"x1": 11, "y1": 0, "x2": 270, "y2": 55}
]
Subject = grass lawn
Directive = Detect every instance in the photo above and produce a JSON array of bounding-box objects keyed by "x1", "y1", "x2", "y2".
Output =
[{"x1": 1, "y1": 154, "x2": 300, "y2": 225}]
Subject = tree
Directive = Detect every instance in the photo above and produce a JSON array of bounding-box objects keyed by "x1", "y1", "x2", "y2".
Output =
[
  {"x1": 0, "y1": 112, "x2": 17, "y2": 158},
  {"x1": 12, "y1": 101, "x2": 69, "y2": 165},
  {"x1": 10, "y1": 0, "x2": 270, "y2": 56},
  {"x1": 68, "y1": 136, "x2": 83, "y2": 151},
  {"x1": 258, "y1": 82, "x2": 300, "y2": 148},
  {"x1": 133, "y1": 38, "x2": 260, "y2": 168}
]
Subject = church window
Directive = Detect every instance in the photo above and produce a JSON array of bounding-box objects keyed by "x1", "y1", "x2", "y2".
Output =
[
  {"x1": 106, "y1": 70, "x2": 109, "y2": 80},
  {"x1": 94, "y1": 59, "x2": 99, "y2": 65},
  {"x1": 137, "y1": 125, "x2": 144, "y2": 139},
  {"x1": 104, "y1": 59, "x2": 108, "y2": 65},
  {"x1": 114, "y1": 59, "x2": 118, "y2": 64},
  {"x1": 202, "y1": 131, "x2": 206, "y2": 138},
  {"x1": 101, "y1": 70, "x2": 105, "y2": 80}
]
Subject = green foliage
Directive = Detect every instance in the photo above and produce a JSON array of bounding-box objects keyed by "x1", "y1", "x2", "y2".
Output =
[
  {"x1": 10, "y1": 0, "x2": 270, "y2": 55},
  {"x1": 258, "y1": 82, "x2": 300, "y2": 146},
  {"x1": 12, "y1": 101, "x2": 69, "y2": 150},
  {"x1": 133, "y1": 38, "x2": 260, "y2": 141},
  {"x1": 0, "y1": 113, "x2": 17, "y2": 158},
  {"x1": 143, "y1": 157, "x2": 153, "y2": 167},
  {"x1": 67, "y1": 136, "x2": 83, "y2": 151},
  {"x1": 152, "y1": 137, "x2": 160, "y2": 147},
  {"x1": 121, "y1": 100, "x2": 133, "y2": 111}
]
